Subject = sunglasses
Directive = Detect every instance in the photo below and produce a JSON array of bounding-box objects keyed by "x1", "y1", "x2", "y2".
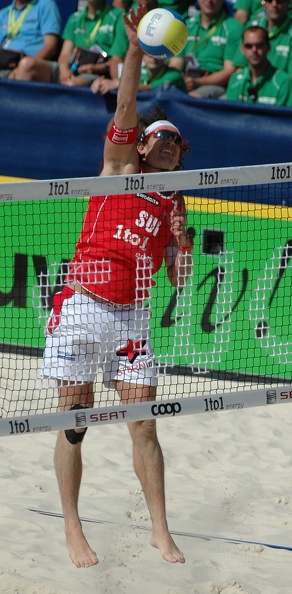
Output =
[
  {"x1": 149, "y1": 130, "x2": 183, "y2": 146},
  {"x1": 243, "y1": 41, "x2": 267, "y2": 49}
]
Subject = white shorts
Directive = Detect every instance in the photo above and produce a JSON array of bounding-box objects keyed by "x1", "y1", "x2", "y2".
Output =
[{"x1": 42, "y1": 290, "x2": 158, "y2": 388}]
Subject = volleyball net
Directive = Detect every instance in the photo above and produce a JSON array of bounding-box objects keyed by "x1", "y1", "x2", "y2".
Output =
[{"x1": 0, "y1": 162, "x2": 291, "y2": 436}]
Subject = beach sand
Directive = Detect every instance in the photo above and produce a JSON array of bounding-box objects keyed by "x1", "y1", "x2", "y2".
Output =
[{"x1": 0, "y1": 367, "x2": 291, "y2": 594}]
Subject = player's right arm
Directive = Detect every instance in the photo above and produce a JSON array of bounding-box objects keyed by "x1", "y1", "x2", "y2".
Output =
[{"x1": 101, "y1": 6, "x2": 147, "y2": 177}]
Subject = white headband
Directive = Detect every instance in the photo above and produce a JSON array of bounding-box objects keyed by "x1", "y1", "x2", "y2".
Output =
[{"x1": 144, "y1": 120, "x2": 182, "y2": 138}]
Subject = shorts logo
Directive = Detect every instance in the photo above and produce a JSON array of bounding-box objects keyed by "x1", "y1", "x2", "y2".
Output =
[
  {"x1": 116, "y1": 339, "x2": 147, "y2": 363},
  {"x1": 57, "y1": 349, "x2": 76, "y2": 361},
  {"x1": 151, "y1": 402, "x2": 182, "y2": 417}
]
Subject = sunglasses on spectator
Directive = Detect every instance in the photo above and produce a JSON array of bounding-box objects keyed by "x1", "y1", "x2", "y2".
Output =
[
  {"x1": 263, "y1": 0, "x2": 288, "y2": 4},
  {"x1": 243, "y1": 41, "x2": 267, "y2": 49},
  {"x1": 149, "y1": 130, "x2": 183, "y2": 146}
]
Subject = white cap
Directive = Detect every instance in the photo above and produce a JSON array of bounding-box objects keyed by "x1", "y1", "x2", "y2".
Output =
[{"x1": 144, "y1": 120, "x2": 182, "y2": 139}]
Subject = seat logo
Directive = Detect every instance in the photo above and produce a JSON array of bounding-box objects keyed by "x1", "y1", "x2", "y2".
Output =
[{"x1": 151, "y1": 402, "x2": 181, "y2": 417}]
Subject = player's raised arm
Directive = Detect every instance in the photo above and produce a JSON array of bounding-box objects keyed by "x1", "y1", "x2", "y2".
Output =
[{"x1": 102, "y1": 5, "x2": 147, "y2": 176}]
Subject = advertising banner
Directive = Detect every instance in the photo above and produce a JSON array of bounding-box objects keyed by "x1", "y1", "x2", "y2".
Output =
[{"x1": 1, "y1": 192, "x2": 291, "y2": 380}]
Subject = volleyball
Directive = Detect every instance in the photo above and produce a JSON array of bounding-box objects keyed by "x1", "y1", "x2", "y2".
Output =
[{"x1": 137, "y1": 8, "x2": 188, "y2": 60}]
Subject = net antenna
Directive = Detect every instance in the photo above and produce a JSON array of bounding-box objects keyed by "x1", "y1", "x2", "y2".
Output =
[{"x1": 0, "y1": 162, "x2": 291, "y2": 437}]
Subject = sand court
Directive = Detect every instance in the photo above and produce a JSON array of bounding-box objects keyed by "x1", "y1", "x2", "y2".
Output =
[{"x1": 0, "y1": 354, "x2": 291, "y2": 593}]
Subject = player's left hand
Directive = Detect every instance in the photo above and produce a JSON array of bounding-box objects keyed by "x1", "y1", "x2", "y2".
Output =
[
  {"x1": 122, "y1": 4, "x2": 147, "y2": 47},
  {"x1": 170, "y1": 209, "x2": 187, "y2": 241}
]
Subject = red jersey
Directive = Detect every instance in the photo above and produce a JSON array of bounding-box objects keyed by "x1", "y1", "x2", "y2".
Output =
[{"x1": 68, "y1": 185, "x2": 181, "y2": 305}]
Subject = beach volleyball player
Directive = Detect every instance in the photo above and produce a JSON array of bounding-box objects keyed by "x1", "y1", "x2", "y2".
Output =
[{"x1": 43, "y1": 5, "x2": 193, "y2": 568}]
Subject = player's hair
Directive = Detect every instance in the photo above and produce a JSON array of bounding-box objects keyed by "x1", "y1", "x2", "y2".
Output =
[{"x1": 137, "y1": 107, "x2": 191, "y2": 169}]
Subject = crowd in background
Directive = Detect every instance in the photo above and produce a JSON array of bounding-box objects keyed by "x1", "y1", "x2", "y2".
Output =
[{"x1": 1, "y1": 0, "x2": 292, "y2": 106}]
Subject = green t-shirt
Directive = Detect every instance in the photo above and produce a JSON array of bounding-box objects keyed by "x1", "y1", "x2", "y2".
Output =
[
  {"x1": 139, "y1": 62, "x2": 187, "y2": 91},
  {"x1": 233, "y1": 15, "x2": 292, "y2": 74},
  {"x1": 63, "y1": 5, "x2": 129, "y2": 58},
  {"x1": 233, "y1": 0, "x2": 264, "y2": 20},
  {"x1": 180, "y1": 10, "x2": 244, "y2": 73},
  {"x1": 226, "y1": 62, "x2": 292, "y2": 105}
]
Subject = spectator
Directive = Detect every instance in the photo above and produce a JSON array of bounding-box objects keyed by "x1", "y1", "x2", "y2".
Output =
[
  {"x1": 169, "y1": 0, "x2": 244, "y2": 98},
  {"x1": 91, "y1": 51, "x2": 187, "y2": 93},
  {"x1": 234, "y1": 0, "x2": 264, "y2": 25},
  {"x1": 11, "y1": 0, "x2": 129, "y2": 86},
  {"x1": 0, "y1": 0, "x2": 62, "y2": 79},
  {"x1": 233, "y1": 0, "x2": 292, "y2": 74},
  {"x1": 226, "y1": 25, "x2": 292, "y2": 104}
]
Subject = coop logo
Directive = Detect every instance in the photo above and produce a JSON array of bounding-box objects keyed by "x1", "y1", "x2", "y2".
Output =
[
  {"x1": 151, "y1": 402, "x2": 182, "y2": 417},
  {"x1": 266, "y1": 389, "x2": 277, "y2": 404}
]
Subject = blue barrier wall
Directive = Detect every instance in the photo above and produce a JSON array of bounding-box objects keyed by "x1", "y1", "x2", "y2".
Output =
[{"x1": 1, "y1": 80, "x2": 292, "y2": 203}]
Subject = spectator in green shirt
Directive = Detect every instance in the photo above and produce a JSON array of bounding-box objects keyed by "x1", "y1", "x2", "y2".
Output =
[
  {"x1": 169, "y1": 0, "x2": 243, "y2": 98},
  {"x1": 91, "y1": 51, "x2": 187, "y2": 93},
  {"x1": 13, "y1": 0, "x2": 129, "y2": 86},
  {"x1": 233, "y1": 0, "x2": 292, "y2": 74},
  {"x1": 226, "y1": 25, "x2": 292, "y2": 105}
]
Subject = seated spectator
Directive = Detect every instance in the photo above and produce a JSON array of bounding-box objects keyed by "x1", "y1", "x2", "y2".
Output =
[
  {"x1": 11, "y1": 0, "x2": 129, "y2": 86},
  {"x1": 234, "y1": 0, "x2": 264, "y2": 24},
  {"x1": 0, "y1": 0, "x2": 62, "y2": 80},
  {"x1": 91, "y1": 51, "x2": 187, "y2": 93},
  {"x1": 233, "y1": 0, "x2": 292, "y2": 74},
  {"x1": 226, "y1": 25, "x2": 292, "y2": 104},
  {"x1": 169, "y1": 0, "x2": 244, "y2": 98}
]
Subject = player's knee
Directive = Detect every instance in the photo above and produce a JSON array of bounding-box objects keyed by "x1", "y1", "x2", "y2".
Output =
[
  {"x1": 64, "y1": 404, "x2": 89, "y2": 445},
  {"x1": 129, "y1": 418, "x2": 157, "y2": 441}
]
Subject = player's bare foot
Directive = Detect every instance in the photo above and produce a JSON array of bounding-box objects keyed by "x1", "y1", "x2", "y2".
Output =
[
  {"x1": 65, "y1": 525, "x2": 99, "y2": 568},
  {"x1": 150, "y1": 531, "x2": 185, "y2": 563}
]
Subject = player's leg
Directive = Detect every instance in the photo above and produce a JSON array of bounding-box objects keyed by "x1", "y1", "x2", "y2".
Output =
[
  {"x1": 115, "y1": 380, "x2": 185, "y2": 564},
  {"x1": 43, "y1": 289, "x2": 103, "y2": 568},
  {"x1": 54, "y1": 381, "x2": 99, "y2": 568}
]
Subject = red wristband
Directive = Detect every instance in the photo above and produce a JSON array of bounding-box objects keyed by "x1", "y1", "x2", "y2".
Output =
[
  {"x1": 108, "y1": 122, "x2": 137, "y2": 145},
  {"x1": 179, "y1": 240, "x2": 193, "y2": 253}
]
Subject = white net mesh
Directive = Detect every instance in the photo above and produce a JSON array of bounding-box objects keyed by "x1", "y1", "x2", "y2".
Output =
[{"x1": 0, "y1": 163, "x2": 291, "y2": 432}]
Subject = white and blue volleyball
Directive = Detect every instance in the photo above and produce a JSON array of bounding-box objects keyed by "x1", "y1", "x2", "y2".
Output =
[{"x1": 137, "y1": 8, "x2": 188, "y2": 60}]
